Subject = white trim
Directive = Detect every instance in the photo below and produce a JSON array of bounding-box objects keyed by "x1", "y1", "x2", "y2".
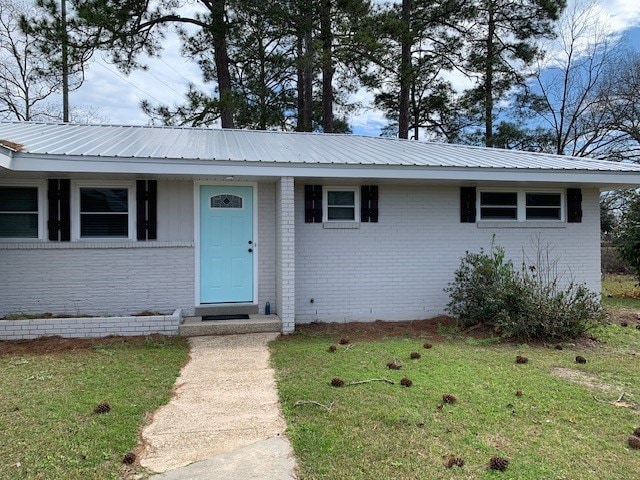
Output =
[
  {"x1": 71, "y1": 180, "x2": 136, "y2": 241},
  {"x1": 0, "y1": 179, "x2": 46, "y2": 241},
  {"x1": 477, "y1": 188, "x2": 565, "y2": 223},
  {"x1": 322, "y1": 186, "x2": 360, "y2": 223},
  {"x1": 194, "y1": 181, "x2": 259, "y2": 307},
  {"x1": 8, "y1": 154, "x2": 640, "y2": 188}
]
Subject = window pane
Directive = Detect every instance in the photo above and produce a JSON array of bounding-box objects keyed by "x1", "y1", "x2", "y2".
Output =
[
  {"x1": 81, "y1": 188, "x2": 128, "y2": 213},
  {"x1": 327, "y1": 191, "x2": 355, "y2": 206},
  {"x1": 328, "y1": 206, "x2": 355, "y2": 221},
  {"x1": 0, "y1": 213, "x2": 38, "y2": 237},
  {"x1": 480, "y1": 207, "x2": 518, "y2": 220},
  {"x1": 526, "y1": 193, "x2": 561, "y2": 207},
  {"x1": 526, "y1": 208, "x2": 561, "y2": 220},
  {"x1": 0, "y1": 187, "x2": 37, "y2": 211},
  {"x1": 80, "y1": 214, "x2": 128, "y2": 237},
  {"x1": 480, "y1": 192, "x2": 517, "y2": 206}
]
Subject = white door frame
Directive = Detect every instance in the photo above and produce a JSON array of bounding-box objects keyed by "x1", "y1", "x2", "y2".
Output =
[{"x1": 194, "y1": 181, "x2": 259, "y2": 306}]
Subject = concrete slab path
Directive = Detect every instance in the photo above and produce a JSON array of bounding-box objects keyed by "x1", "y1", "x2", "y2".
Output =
[{"x1": 139, "y1": 333, "x2": 296, "y2": 478}]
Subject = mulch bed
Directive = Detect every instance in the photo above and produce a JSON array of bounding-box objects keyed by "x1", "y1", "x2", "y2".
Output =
[
  {"x1": 289, "y1": 316, "x2": 459, "y2": 342},
  {"x1": 0, "y1": 334, "x2": 170, "y2": 356}
]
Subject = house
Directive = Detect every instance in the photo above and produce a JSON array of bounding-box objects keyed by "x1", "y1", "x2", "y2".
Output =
[{"x1": 1, "y1": 121, "x2": 640, "y2": 338}]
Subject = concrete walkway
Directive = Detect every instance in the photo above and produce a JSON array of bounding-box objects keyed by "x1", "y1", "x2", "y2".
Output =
[{"x1": 139, "y1": 333, "x2": 296, "y2": 479}]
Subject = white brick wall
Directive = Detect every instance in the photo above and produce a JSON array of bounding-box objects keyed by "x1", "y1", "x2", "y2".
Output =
[
  {"x1": 295, "y1": 184, "x2": 601, "y2": 323},
  {"x1": 258, "y1": 182, "x2": 277, "y2": 315},
  {"x1": 0, "y1": 310, "x2": 181, "y2": 340},
  {"x1": 276, "y1": 177, "x2": 296, "y2": 332},
  {"x1": 0, "y1": 245, "x2": 195, "y2": 317}
]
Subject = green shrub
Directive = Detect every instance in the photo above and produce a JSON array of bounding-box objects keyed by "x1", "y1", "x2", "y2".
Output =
[{"x1": 446, "y1": 242, "x2": 604, "y2": 341}]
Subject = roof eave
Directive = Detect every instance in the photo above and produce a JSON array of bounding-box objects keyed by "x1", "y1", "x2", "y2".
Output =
[{"x1": 5, "y1": 153, "x2": 640, "y2": 188}]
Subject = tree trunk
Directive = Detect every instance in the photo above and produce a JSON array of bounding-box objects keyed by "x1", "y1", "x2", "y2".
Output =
[
  {"x1": 211, "y1": 0, "x2": 234, "y2": 129},
  {"x1": 320, "y1": 0, "x2": 333, "y2": 133},
  {"x1": 296, "y1": 35, "x2": 306, "y2": 131},
  {"x1": 484, "y1": 0, "x2": 495, "y2": 147},
  {"x1": 303, "y1": 26, "x2": 314, "y2": 132},
  {"x1": 398, "y1": 0, "x2": 412, "y2": 139},
  {"x1": 61, "y1": 0, "x2": 69, "y2": 122}
]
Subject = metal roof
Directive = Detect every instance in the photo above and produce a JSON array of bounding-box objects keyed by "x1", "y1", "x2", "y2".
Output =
[{"x1": 1, "y1": 121, "x2": 640, "y2": 173}]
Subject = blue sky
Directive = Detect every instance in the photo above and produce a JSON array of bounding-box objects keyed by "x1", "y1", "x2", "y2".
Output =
[{"x1": 67, "y1": 1, "x2": 640, "y2": 136}]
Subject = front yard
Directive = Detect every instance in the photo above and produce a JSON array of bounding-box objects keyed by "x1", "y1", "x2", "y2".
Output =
[
  {"x1": 0, "y1": 336, "x2": 189, "y2": 479},
  {"x1": 271, "y1": 283, "x2": 640, "y2": 479}
]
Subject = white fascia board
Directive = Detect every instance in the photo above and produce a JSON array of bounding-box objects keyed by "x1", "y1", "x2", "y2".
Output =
[
  {"x1": 7, "y1": 153, "x2": 640, "y2": 187},
  {"x1": 0, "y1": 150, "x2": 12, "y2": 169}
]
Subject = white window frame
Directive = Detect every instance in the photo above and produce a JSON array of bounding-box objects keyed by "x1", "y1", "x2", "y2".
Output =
[
  {"x1": 72, "y1": 180, "x2": 136, "y2": 241},
  {"x1": 323, "y1": 186, "x2": 360, "y2": 223},
  {"x1": 478, "y1": 189, "x2": 564, "y2": 222},
  {"x1": 0, "y1": 179, "x2": 46, "y2": 241}
]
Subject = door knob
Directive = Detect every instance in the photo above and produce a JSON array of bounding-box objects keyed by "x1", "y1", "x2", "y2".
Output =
[{"x1": 248, "y1": 248, "x2": 253, "y2": 253}]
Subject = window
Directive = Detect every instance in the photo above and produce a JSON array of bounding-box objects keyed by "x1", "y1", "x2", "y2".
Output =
[
  {"x1": 526, "y1": 193, "x2": 562, "y2": 220},
  {"x1": 0, "y1": 186, "x2": 40, "y2": 238},
  {"x1": 480, "y1": 192, "x2": 518, "y2": 220},
  {"x1": 479, "y1": 190, "x2": 563, "y2": 222},
  {"x1": 79, "y1": 187, "x2": 130, "y2": 238},
  {"x1": 211, "y1": 194, "x2": 243, "y2": 209},
  {"x1": 323, "y1": 187, "x2": 359, "y2": 222}
]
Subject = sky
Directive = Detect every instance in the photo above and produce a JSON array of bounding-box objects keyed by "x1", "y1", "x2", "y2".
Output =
[{"x1": 64, "y1": 0, "x2": 640, "y2": 137}]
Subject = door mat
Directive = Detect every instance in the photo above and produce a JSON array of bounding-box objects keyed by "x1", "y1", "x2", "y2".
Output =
[{"x1": 201, "y1": 314, "x2": 250, "y2": 321}]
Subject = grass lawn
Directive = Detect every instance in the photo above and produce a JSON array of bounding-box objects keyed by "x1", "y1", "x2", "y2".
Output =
[
  {"x1": 271, "y1": 320, "x2": 640, "y2": 479},
  {"x1": 0, "y1": 335, "x2": 189, "y2": 480},
  {"x1": 602, "y1": 274, "x2": 640, "y2": 310}
]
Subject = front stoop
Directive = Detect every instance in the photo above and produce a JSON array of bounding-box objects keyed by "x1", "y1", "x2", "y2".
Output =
[{"x1": 179, "y1": 315, "x2": 281, "y2": 336}]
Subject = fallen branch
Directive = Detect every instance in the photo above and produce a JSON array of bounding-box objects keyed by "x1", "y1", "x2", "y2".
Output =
[
  {"x1": 343, "y1": 344, "x2": 354, "y2": 352},
  {"x1": 617, "y1": 392, "x2": 626, "y2": 402},
  {"x1": 593, "y1": 395, "x2": 607, "y2": 404},
  {"x1": 294, "y1": 400, "x2": 334, "y2": 411},
  {"x1": 346, "y1": 378, "x2": 395, "y2": 386}
]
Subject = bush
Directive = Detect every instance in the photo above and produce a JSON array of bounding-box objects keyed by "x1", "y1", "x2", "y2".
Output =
[
  {"x1": 617, "y1": 193, "x2": 640, "y2": 283},
  {"x1": 446, "y1": 242, "x2": 604, "y2": 341}
]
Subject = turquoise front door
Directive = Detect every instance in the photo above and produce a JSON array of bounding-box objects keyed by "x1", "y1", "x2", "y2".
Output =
[{"x1": 200, "y1": 185, "x2": 254, "y2": 303}]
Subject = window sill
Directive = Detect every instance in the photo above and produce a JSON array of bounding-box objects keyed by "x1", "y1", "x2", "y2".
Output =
[
  {"x1": 323, "y1": 222, "x2": 360, "y2": 229},
  {"x1": 477, "y1": 221, "x2": 566, "y2": 229},
  {"x1": 0, "y1": 241, "x2": 194, "y2": 250}
]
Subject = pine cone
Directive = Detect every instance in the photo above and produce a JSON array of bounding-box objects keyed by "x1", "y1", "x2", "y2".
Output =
[
  {"x1": 400, "y1": 376, "x2": 413, "y2": 387},
  {"x1": 575, "y1": 355, "x2": 587, "y2": 364},
  {"x1": 423, "y1": 342, "x2": 433, "y2": 349},
  {"x1": 338, "y1": 338, "x2": 350, "y2": 345},
  {"x1": 331, "y1": 377, "x2": 345, "y2": 387},
  {"x1": 620, "y1": 321, "x2": 629, "y2": 327},
  {"x1": 515, "y1": 390, "x2": 523, "y2": 397},
  {"x1": 628, "y1": 436, "x2": 640, "y2": 449},
  {"x1": 554, "y1": 343, "x2": 563, "y2": 350},
  {"x1": 410, "y1": 352, "x2": 421, "y2": 359},
  {"x1": 122, "y1": 452, "x2": 136, "y2": 465},
  {"x1": 489, "y1": 456, "x2": 509, "y2": 471},
  {"x1": 327, "y1": 345, "x2": 337, "y2": 352},
  {"x1": 633, "y1": 427, "x2": 640, "y2": 438},
  {"x1": 515, "y1": 355, "x2": 528, "y2": 364},
  {"x1": 446, "y1": 456, "x2": 464, "y2": 468},
  {"x1": 94, "y1": 402, "x2": 111, "y2": 414},
  {"x1": 442, "y1": 394, "x2": 457, "y2": 404},
  {"x1": 386, "y1": 361, "x2": 401, "y2": 370}
]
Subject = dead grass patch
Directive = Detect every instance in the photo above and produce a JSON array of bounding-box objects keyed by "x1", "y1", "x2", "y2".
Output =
[{"x1": 552, "y1": 367, "x2": 614, "y2": 393}]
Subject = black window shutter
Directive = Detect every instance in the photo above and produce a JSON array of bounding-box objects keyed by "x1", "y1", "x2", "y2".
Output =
[
  {"x1": 47, "y1": 179, "x2": 71, "y2": 241},
  {"x1": 59, "y1": 179, "x2": 71, "y2": 241},
  {"x1": 136, "y1": 180, "x2": 158, "y2": 240},
  {"x1": 460, "y1": 187, "x2": 476, "y2": 223},
  {"x1": 361, "y1": 186, "x2": 379, "y2": 223},
  {"x1": 567, "y1": 188, "x2": 582, "y2": 223},
  {"x1": 304, "y1": 185, "x2": 322, "y2": 223},
  {"x1": 47, "y1": 179, "x2": 59, "y2": 241}
]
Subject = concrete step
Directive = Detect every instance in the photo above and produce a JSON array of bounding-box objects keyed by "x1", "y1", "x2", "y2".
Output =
[
  {"x1": 179, "y1": 315, "x2": 281, "y2": 336},
  {"x1": 194, "y1": 304, "x2": 259, "y2": 316}
]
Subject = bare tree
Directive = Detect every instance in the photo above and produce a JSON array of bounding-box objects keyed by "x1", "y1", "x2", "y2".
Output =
[
  {"x1": 528, "y1": 1, "x2": 624, "y2": 158},
  {"x1": 0, "y1": 0, "x2": 59, "y2": 120}
]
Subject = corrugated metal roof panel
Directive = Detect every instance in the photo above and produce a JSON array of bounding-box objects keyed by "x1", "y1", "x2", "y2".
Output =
[{"x1": 1, "y1": 121, "x2": 640, "y2": 172}]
